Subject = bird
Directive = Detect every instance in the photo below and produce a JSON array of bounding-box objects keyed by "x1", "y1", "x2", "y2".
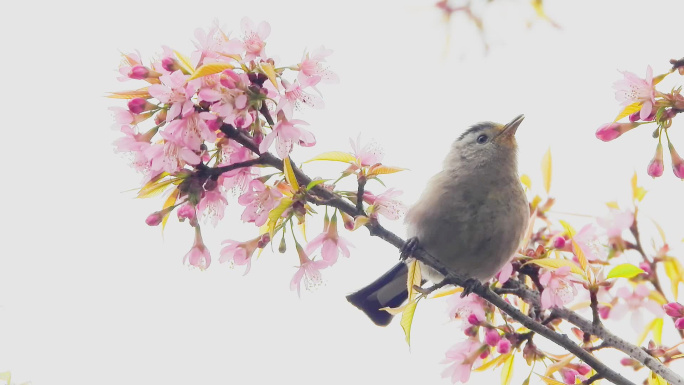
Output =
[{"x1": 346, "y1": 115, "x2": 530, "y2": 326}]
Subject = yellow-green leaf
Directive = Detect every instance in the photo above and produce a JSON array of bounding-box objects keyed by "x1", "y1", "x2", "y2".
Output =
[
  {"x1": 260, "y1": 62, "x2": 279, "y2": 90},
  {"x1": 651, "y1": 219, "x2": 667, "y2": 245},
  {"x1": 428, "y1": 286, "x2": 463, "y2": 299},
  {"x1": 605, "y1": 201, "x2": 620, "y2": 209},
  {"x1": 615, "y1": 102, "x2": 642, "y2": 122},
  {"x1": 407, "y1": 260, "x2": 422, "y2": 299},
  {"x1": 648, "y1": 290, "x2": 667, "y2": 306},
  {"x1": 571, "y1": 240, "x2": 588, "y2": 272},
  {"x1": 664, "y1": 257, "x2": 684, "y2": 300},
  {"x1": 558, "y1": 220, "x2": 577, "y2": 238},
  {"x1": 536, "y1": 374, "x2": 568, "y2": 385},
  {"x1": 106, "y1": 88, "x2": 150, "y2": 99},
  {"x1": 544, "y1": 355, "x2": 574, "y2": 377},
  {"x1": 541, "y1": 148, "x2": 552, "y2": 194},
  {"x1": 267, "y1": 197, "x2": 293, "y2": 235},
  {"x1": 160, "y1": 188, "x2": 180, "y2": 231},
  {"x1": 474, "y1": 353, "x2": 510, "y2": 372},
  {"x1": 283, "y1": 157, "x2": 299, "y2": 191},
  {"x1": 187, "y1": 62, "x2": 234, "y2": 81},
  {"x1": 648, "y1": 371, "x2": 667, "y2": 385},
  {"x1": 379, "y1": 303, "x2": 407, "y2": 316},
  {"x1": 500, "y1": 353, "x2": 514, "y2": 385},
  {"x1": 305, "y1": 179, "x2": 329, "y2": 191},
  {"x1": 173, "y1": 50, "x2": 195, "y2": 74},
  {"x1": 652, "y1": 72, "x2": 670, "y2": 86},
  {"x1": 607, "y1": 263, "x2": 645, "y2": 279},
  {"x1": 637, "y1": 318, "x2": 664, "y2": 346},
  {"x1": 367, "y1": 164, "x2": 407, "y2": 177},
  {"x1": 400, "y1": 300, "x2": 418, "y2": 346},
  {"x1": 520, "y1": 174, "x2": 532, "y2": 190},
  {"x1": 304, "y1": 151, "x2": 357, "y2": 164},
  {"x1": 0, "y1": 372, "x2": 10, "y2": 385},
  {"x1": 524, "y1": 259, "x2": 587, "y2": 279},
  {"x1": 351, "y1": 215, "x2": 370, "y2": 231},
  {"x1": 137, "y1": 174, "x2": 175, "y2": 198},
  {"x1": 631, "y1": 172, "x2": 647, "y2": 202}
]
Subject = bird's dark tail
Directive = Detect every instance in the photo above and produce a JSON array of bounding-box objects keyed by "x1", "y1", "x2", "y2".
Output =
[{"x1": 346, "y1": 262, "x2": 409, "y2": 326}]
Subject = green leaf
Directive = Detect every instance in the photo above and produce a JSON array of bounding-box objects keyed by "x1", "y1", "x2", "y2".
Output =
[
  {"x1": 501, "y1": 354, "x2": 514, "y2": 385},
  {"x1": 160, "y1": 188, "x2": 180, "y2": 232},
  {"x1": 607, "y1": 263, "x2": 645, "y2": 279},
  {"x1": 173, "y1": 50, "x2": 195, "y2": 74},
  {"x1": 400, "y1": 300, "x2": 418, "y2": 347},
  {"x1": 536, "y1": 374, "x2": 567, "y2": 385},
  {"x1": 524, "y1": 259, "x2": 587, "y2": 279},
  {"x1": 260, "y1": 62, "x2": 279, "y2": 90},
  {"x1": 614, "y1": 102, "x2": 642, "y2": 122},
  {"x1": 520, "y1": 174, "x2": 532, "y2": 190},
  {"x1": 367, "y1": 164, "x2": 407, "y2": 177},
  {"x1": 474, "y1": 353, "x2": 510, "y2": 372},
  {"x1": 304, "y1": 151, "x2": 356, "y2": 164},
  {"x1": 187, "y1": 62, "x2": 234, "y2": 81},
  {"x1": 558, "y1": 220, "x2": 577, "y2": 238},
  {"x1": 306, "y1": 179, "x2": 329, "y2": 191},
  {"x1": 283, "y1": 157, "x2": 299, "y2": 191}
]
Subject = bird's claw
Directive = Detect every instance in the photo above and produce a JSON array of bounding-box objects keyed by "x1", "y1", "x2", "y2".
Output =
[
  {"x1": 460, "y1": 278, "x2": 481, "y2": 298},
  {"x1": 400, "y1": 237, "x2": 420, "y2": 260}
]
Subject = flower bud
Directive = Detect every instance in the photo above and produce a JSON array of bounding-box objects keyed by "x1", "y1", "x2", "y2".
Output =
[
  {"x1": 484, "y1": 328, "x2": 501, "y2": 346},
  {"x1": 127, "y1": 97, "x2": 155, "y2": 114},
  {"x1": 154, "y1": 110, "x2": 168, "y2": 125},
  {"x1": 639, "y1": 262, "x2": 651, "y2": 275},
  {"x1": 466, "y1": 313, "x2": 481, "y2": 326},
  {"x1": 576, "y1": 363, "x2": 591, "y2": 376},
  {"x1": 278, "y1": 236, "x2": 287, "y2": 253},
  {"x1": 161, "y1": 57, "x2": 181, "y2": 72},
  {"x1": 675, "y1": 317, "x2": 684, "y2": 329},
  {"x1": 595, "y1": 122, "x2": 638, "y2": 142},
  {"x1": 257, "y1": 233, "x2": 271, "y2": 248},
  {"x1": 464, "y1": 325, "x2": 479, "y2": 337},
  {"x1": 668, "y1": 143, "x2": 684, "y2": 178},
  {"x1": 496, "y1": 338, "x2": 511, "y2": 354},
  {"x1": 220, "y1": 69, "x2": 241, "y2": 89},
  {"x1": 177, "y1": 204, "x2": 196, "y2": 222},
  {"x1": 128, "y1": 65, "x2": 152, "y2": 80},
  {"x1": 561, "y1": 369, "x2": 579, "y2": 385},
  {"x1": 629, "y1": 110, "x2": 655, "y2": 122},
  {"x1": 664, "y1": 302, "x2": 684, "y2": 317},
  {"x1": 552, "y1": 236, "x2": 566, "y2": 249},
  {"x1": 146, "y1": 212, "x2": 163, "y2": 226},
  {"x1": 647, "y1": 142, "x2": 664, "y2": 178}
]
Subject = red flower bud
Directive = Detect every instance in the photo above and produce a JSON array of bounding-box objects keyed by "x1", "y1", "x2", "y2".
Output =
[
  {"x1": 669, "y1": 143, "x2": 684, "y2": 178},
  {"x1": 664, "y1": 302, "x2": 684, "y2": 318},
  {"x1": 595, "y1": 122, "x2": 638, "y2": 142},
  {"x1": 552, "y1": 236, "x2": 566, "y2": 249},
  {"x1": 647, "y1": 142, "x2": 664, "y2": 178}
]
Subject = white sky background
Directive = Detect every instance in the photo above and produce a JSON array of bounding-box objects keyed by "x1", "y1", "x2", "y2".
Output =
[{"x1": 2, "y1": 0, "x2": 684, "y2": 384}]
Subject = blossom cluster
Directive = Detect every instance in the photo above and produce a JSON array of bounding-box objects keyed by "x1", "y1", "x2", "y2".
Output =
[
  {"x1": 435, "y1": 169, "x2": 684, "y2": 384},
  {"x1": 595, "y1": 58, "x2": 684, "y2": 178},
  {"x1": 111, "y1": 19, "x2": 408, "y2": 295}
]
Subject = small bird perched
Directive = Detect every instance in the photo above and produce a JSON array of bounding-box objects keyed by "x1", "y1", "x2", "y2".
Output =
[{"x1": 347, "y1": 115, "x2": 530, "y2": 326}]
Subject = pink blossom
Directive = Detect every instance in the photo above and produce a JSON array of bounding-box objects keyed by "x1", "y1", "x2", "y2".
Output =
[
  {"x1": 596, "y1": 209, "x2": 634, "y2": 238},
  {"x1": 197, "y1": 189, "x2": 228, "y2": 227},
  {"x1": 539, "y1": 266, "x2": 577, "y2": 309},
  {"x1": 675, "y1": 317, "x2": 684, "y2": 329},
  {"x1": 241, "y1": 17, "x2": 270, "y2": 61},
  {"x1": 237, "y1": 179, "x2": 282, "y2": 226},
  {"x1": 109, "y1": 106, "x2": 154, "y2": 126},
  {"x1": 305, "y1": 213, "x2": 353, "y2": 266},
  {"x1": 164, "y1": 112, "x2": 217, "y2": 152},
  {"x1": 219, "y1": 143, "x2": 259, "y2": 195},
  {"x1": 574, "y1": 224, "x2": 607, "y2": 261},
  {"x1": 145, "y1": 130, "x2": 201, "y2": 174},
  {"x1": 198, "y1": 74, "x2": 250, "y2": 119},
  {"x1": 610, "y1": 284, "x2": 664, "y2": 330},
  {"x1": 664, "y1": 302, "x2": 684, "y2": 318},
  {"x1": 647, "y1": 142, "x2": 665, "y2": 177},
  {"x1": 496, "y1": 262, "x2": 513, "y2": 285},
  {"x1": 192, "y1": 24, "x2": 242, "y2": 67},
  {"x1": 220, "y1": 236, "x2": 262, "y2": 274},
  {"x1": 258, "y1": 118, "x2": 316, "y2": 158},
  {"x1": 350, "y1": 135, "x2": 384, "y2": 167},
  {"x1": 183, "y1": 228, "x2": 211, "y2": 270},
  {"x1": 441, "y1": 339, "x2": 483, "y2": 383},
  {"x1": 614, "y1": 66, "x2": 656, "y2": 120},
  {"x1": 148, "y1": 70, "x2": 197, "y2": 121},
  {"x1": 277, "y1": 79, "x2": 324, "y2": 120},
  {"x1": 560, "y1": 368, "x2": 583, "y2": 385},
  {"x1": 290, "y1": 244, "x2": 328, "y2": 297},
  {"x1": 447, "y1": 293, "x2": 486, "y2": 323},
  {"x1": 496, "y1": 338, "x2": 511, "y2": 354},
  {"x1": 297, "y1": 46, "x2": 339, "y2": 86},
  {"x1": 363, "y1": 189, "x2": 407, "y2": 220},
  {"x1": 595, "y1": 122, "x2": 639, "y2": 142},
  {"x1": 114, "y1": 125, "x2": 152, "y2": 173},
  {"x1": 118, "y1": 51, "x2": 143, "y2": 81}
]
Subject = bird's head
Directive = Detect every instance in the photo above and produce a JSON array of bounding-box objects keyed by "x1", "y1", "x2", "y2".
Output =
[{"x1": 445, "y1": 115, "x2": 524, "y2": 170}]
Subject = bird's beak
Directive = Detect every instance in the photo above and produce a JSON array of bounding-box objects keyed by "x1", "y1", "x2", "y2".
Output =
[{"x1": 495, "y1": 114, "x2": 524, "y2": 145}]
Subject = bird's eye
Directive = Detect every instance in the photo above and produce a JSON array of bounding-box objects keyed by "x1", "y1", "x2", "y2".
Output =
[{"x1": 476, "y1": 134, "x2": 489, "y2": 144}]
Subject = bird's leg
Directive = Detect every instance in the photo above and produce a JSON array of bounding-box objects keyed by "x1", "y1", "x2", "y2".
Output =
[
  {"x1": 460, "y1": 278, "x2": 482, "y2": 298},
  {"x1": 400, "y1": 237, "x2": 420, "y2": 260}
]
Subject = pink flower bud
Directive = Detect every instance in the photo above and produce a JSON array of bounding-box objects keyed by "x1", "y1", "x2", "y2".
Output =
[
  {"x1": 128, "y1": 98, "x2": 155, "y2": 114},
  {"x1": 675, "y1": 317, "x2": 684, "y2": 329},
  {"x1": 598, "y1": 305, "x2": 610, "y2": 319},
  {"x1": 669, "y1": 143, "x2": 684, "y2": 179},
  {"x1": 664, "y1": 302, "x2": 684, "y2": 317},
  {"x1": 128, "y1": 65, "x2": 151, "y2": 80},
  {"x1": 257, "y1": 233, "x2": 271, "y2": 248},
  {"x1": 561, "y1": 369, "x2": 579, "y2": 385},
  {"x1": 145, "y1": 212, "x2": 163, "y2": 226},
  {"x1": 177, "y1": 204, "x2": 196, "y2": 222},
  {"x1": 479, "y1": 349, "x2": 490, "y2": 359},
  {"x1": 552, "y1": 236, "x2": 566, "y2": 249},
  {"x1": 595, "y1": 122, "x2": 638, "y2": 142},
  {"x1": 484, "y1": 328, "x2": 501, "y2": 346},
  {"x1": 496, "y1": 338, "x2": 511, "y2": 354},
  {"x1": 467, "y1": 313, "x2": 481, "y2": 325},
  {"x1": 464, "y1": 326, "x2": 479, "y2": 337},
  {"x1": 620, "y1": 358, "x2": 633, "y2": 366},
  {"x1": 576, "y1": 363, "x2": 591, "y2": 376},
  {"x1": 154, "y1": 110, "x2": 168, "y2": 125},
  {"x1": 161, "y1": 57, "x2": 180, "y2": 72},
  {"x1": 629, "y1": 111, "x2": 655, "y2": 122},
  {"x1": 639, "y1": 262, "x2": 651, "y2": 274}
]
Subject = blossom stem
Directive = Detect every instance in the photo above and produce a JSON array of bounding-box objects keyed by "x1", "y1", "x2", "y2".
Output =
[{"x1": 356, "y1": 175, "x2": 366, "y2": 213}]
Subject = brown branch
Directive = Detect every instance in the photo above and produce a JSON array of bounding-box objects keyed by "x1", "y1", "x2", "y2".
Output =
[
  {"x1": 356, "y1": 175, "x2": 366, "y2": 213},
  {"x1": 582, "y1": 373, "x2": 603, "y2": 385},
  {"x1": 589, "y1": 287, "x2": 601, "y2": 327}
]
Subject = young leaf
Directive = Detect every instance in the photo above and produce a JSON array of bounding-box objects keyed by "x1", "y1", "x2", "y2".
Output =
[
  {"x1": 160, "y1": 188, "x2": 180, "y2": 231},
  {"x1": 367, "y1": 164, "x2": 407, "y2": 177},
  {"x1": 524, "y1": 259, "x2": 587, "y2": 279},
  {"x1": 606, "y1": 263, "x2": 646, "y2": 279},
  {"x1": 260, "y1": 62, "x2": 279, "y2": 90},
  {"x1": 474, "y1": 353, "x2": 510, "y2": 372},
  {"x1": 664, "y1": 257, "x2": 684, "y2": 300},
  {"x1": 137, "y1": 176, "x2": 175, "y2": 199},
  {"x1": 283, "y1": 157, "x2": 300, "y2": 191},
  {"x1": 537, "y1": 374, "x2": 568, "y2": 385},
  {"x1": 541, "y1": 148, "x2": 552, "y2": 194},
  {"x1": 187, "y1": 62, "x2": 234, "y2": 81},
  {"x1": 558, "y1": 220, "x2": 577, "y2": 238},
  {"x1": 267, "y1": 198, "x2": 293, "y2": 235},
  {"x1": 305, "y1": 179, "x2": 329, "y2": 191},
  {"x1": 605, "y1": 201, "x2": 620, "y2": 209},
  {"x1": 406, "y1": 260, "x2": 422, "y2": 300},
  {"x1": 304, "y1": 151, "x2": 356, "y2": 164},
  {"x1": 571, "y1": 240, "x2": 588, "y2": 272},
  {"x1": 520, "y1": 174, "x2": 532, "y2": 190},
  {"x1": 500, "y1": 353, "x2": 514, "y2": 385},
  {"x1": 614, "y1": 102, "x2": 642, "y2": 122},
  {"x1": 173, "y1": 50, "x2": 195, "y2": 74},
  {"x1": 637, "y1": 318, "x2": 664, "y2": 346},
  {"x1": 631, "y1": 172, "x2": 647, "y2": 202},
  {"x1": 400, "y1": 300, "x2": 418, "y2": 347},
  {"x1": 106, "y1": 88, "x2": 151, "y2": 99},
  {"x1": 648, "y1": 371, "x2": 667, "y2": 385}
]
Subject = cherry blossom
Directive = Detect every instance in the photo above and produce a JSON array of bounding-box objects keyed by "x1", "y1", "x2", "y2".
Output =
[
  {"x1": 240, "y1": 17, "x2": 270, "y2": 61},
  {"x1": 290, "y1": 244, "x2": 328, "y2": 297},
  {"x1": 539, "y1": 266, "x2": 577, "y2": 309},
  {"x1": 148, "y1": 70, "x2": 197, "y2": 122},
  {"x1": 277, "y1": 79, "x2": 324, "y2": 120},
  {"x1": 258, "y1": 118, "x2": 316, "y2": 158},
  {"x1": 145, "y1": 130, "x2": 201, "y2": 175},
  {"x1": 610, "y1": 284, "x2": 665, "y2": 331},
  {"x1": 237, "y1": 179, "x2": 282, "y2": 226},
  {"x1": 296, "y1": 46, "x2": 339, "y2": 86},
  {"x1": 614, "y1": 66, "x2": 656, "y2": 121},
  {"x1": 350, "y1": 135, "x2": 384, "y2": 167},
  {"x1": 447, "y1": 293, "x2": 486, "y2": 324},
  {"x1": 165, "y1": 112, "x2": 217, "y2": 152},
  {"x1": 441, "y1": 339, "x2": 484, "y2": 383},
  {"x1": 363, "y1": 189, "x2": 407, "y2": 220},
  {"x1": 596, "y1": 209, "x2": 634, "y2": 238},
  {"x1": 220, "y1": 236, "x2": 262, "y2": 274},
  {"x1": 183, "y1": 228, "x2": 211, "y2": 270},
  {"x1": 196, "y1": 189, "x2": 229, "y2": 227},
  {"x1": 305, "y1": 213, "x2": 353, "y2": 266}
]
